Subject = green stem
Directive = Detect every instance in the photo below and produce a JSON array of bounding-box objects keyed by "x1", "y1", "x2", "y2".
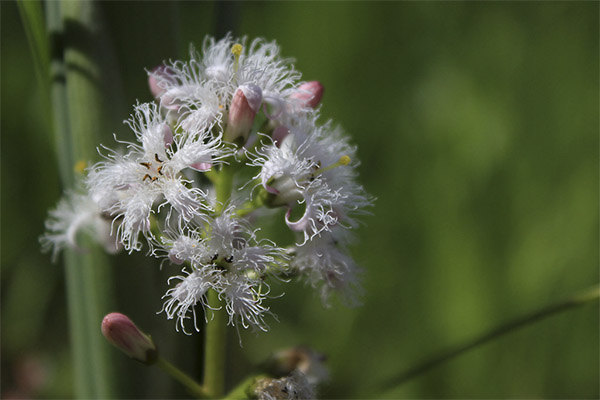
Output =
[
  {"x1": 382, "y1": 284, "x2": 600, "y2": 391},
  {"x1": 223, "y1": 374, "x2": 270, "y2": 400},
  {"x1": 39, "y1": 1, "x2": 118, "y2": 397},
  {"x1": 204, "y1": 289, "x2": 229, "y2": 398},
  {"x1": 203, "y1": 164, "x2": 235, "y2": 397},
  {"x1": 156, "y1": 357, "x2": 208, "y2": 399}
]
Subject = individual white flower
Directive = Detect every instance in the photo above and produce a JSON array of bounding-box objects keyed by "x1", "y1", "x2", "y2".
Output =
[
  {"x1": 161, "y1": 228, "x2": 211, "y2": 266},
  {"x1": 41, "y1": 191, "x2": 120, "y2": 261},
  {"x1": 157, "y1": 209, "x2": 287, "y2": 332},
  {"x1": 221, "y1": 274, "x2": 272, "y2": 332},
  {"x1": 87, "y1": 102, "x2": 225, "y2": 251},
  {"x1": 249, "y1": 117, "x2": 372, "y2": 244},
  {"x1": 206, "y1": 208, "x2": 288, "y2": 275},
  {"x1": 291, "y1": 230, "x2": 362, "y2": 306},
  {"x1": 161, "y1": 267, "x2": 222, "y2": 334}
]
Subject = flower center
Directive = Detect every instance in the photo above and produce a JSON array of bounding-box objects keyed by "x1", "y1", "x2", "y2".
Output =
[{"x1": 140, "y1": 153, "x2": 166, "y2": 182}]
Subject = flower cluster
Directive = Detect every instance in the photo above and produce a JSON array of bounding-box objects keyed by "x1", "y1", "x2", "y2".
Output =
[{"x1": 42, "y1": 35, "x2": 373, "y2": 334}]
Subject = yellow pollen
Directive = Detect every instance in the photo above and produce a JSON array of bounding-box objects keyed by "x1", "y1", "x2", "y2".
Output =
[
  {"x1": 74, "y1": 160, "x2": 87, "y2": 173},
  {"x1": 232, "y1": 44, "x2": 243, "y2": 76},
  {"x1": 339, "y1": 155, "x2": 351, "y2": 166},
  {"x1": 231, "y1": 43, "x2": 243, "y2": 57}
]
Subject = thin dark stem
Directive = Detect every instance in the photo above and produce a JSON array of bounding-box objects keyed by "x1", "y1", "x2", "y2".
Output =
[{"x1": 383, "y1": 284, "x2": 600, "y2": 390}]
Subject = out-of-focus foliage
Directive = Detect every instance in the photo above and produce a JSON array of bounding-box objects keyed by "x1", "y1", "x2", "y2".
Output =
[{"x1": 1, "y1": 1, "x2": 597, "y2": 398}]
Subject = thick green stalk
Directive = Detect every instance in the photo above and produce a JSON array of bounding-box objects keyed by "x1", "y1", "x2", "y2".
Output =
[
  {"x1": 204, "y1": 289, "x2": 229, "y2": 398},
  {"x1": 42, "y1": 1, "x2": 118, "y2": 397},
  {"x1": 203, "y1": 165, "x2": 235, "y2": 397},
  {"x1": 381, "y1": 284, "x2": 600, "y2": 392}
]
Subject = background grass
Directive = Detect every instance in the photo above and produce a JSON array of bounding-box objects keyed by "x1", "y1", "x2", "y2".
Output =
[{"x1": 1, "y1": 1, "x2": 598, "y2": 398}]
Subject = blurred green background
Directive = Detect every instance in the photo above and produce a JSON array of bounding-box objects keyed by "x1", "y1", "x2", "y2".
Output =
[{"x1": 2, "y1": 1, "x2": 598, "y2": 398}]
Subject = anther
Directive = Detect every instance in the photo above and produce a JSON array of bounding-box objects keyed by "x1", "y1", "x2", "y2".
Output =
[
  {"x1": 154, "y1": 153, "x2": 163, "y2": 163},
  {"x1": 157, "y1": 165, "x2": 163, "y2": 175},
  {"x1": 140, "y1": 162, "x2": 151, "y2": 169},
  {"x1": 142, "y1": 174, "x2": 151, "y2": 182}
]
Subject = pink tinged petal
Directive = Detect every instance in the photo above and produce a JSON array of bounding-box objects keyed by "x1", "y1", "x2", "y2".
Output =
[
  {"x1": 285, "y1": 206, "x2": 311, "y2": 232},
  {"x1": 240, "y1": 84, "x2": 263, "y2": 113},
  {"x1": 265, "y1": 184, "x2": 280, "y2": 195},
  {"x1": 224, "y1": 85, "x2": 263, "y2": 145},
  {"x1": 160, "y1": 92, "x2": 182, "y2": 111},
  {"x1": 162, "y1": 124, "x2": 173, "y2": 147},
  {"x1": 272, "y1": 126, "x2": 290, "y2": 147},
  {"x1": 148, "y1": 65, "x2": 174, "y2": 99},
  {"x1": 168, "y1": 253, "x2": 185, "y2": 265},
  {"x1": 190, "y1": 162, "x2": 212, "y2": 172},
  {"x1": 101, "y1": 313, "x2": 158, "y2": 364},
  {"x1": 290, "y1": 81, "x2": 324, "y2": 109}
]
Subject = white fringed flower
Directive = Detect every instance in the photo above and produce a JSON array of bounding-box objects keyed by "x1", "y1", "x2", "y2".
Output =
[
  {"x1": 221, "y1": 274, "x2": 272, "y2": 332},
  {"x1": 249, "y1": 117, "x2": 373, "y2": 244},
  {"x1": 87, "y1": 102, "x2": 225, "y2": 251},
  {"x1": 291, "y1": 230, "x2": 362, "y2": 306},
  {"x1": 41, "y1": 191, "x2": 119, "y2": 260},
  {"x1": 161, "y1": 267, "x2": 222, "y2": 334},
  {"x1": 158, "y1": 209, "x2": 287, "y2": 332}
]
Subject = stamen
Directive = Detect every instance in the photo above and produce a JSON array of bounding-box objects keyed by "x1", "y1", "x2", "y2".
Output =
[
  {"x1": 140, "y1": 162, "x2": 151, "y2": 169},
  {"x1": 157, "y1": 165, "x2": 163, "y2": 175},
  {"x1": 232, "y1": 43, "x2": 243, "y2": 75},
  {"x1": 154, "y1": 153, "x2": 164, "y2": 163},
  {"x1": 142, "y1": 174, "x2": 151, "y2": 182},
  {"x1": 312, "y1": 155, "x2": 351, "y2": 177}
]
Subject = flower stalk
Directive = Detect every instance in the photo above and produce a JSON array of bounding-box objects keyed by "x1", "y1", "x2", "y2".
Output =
[
  {"x1": 203, "y1": 164, "x2": 235, "y2": 398},
  {"x1": 381, "y1": 284, "x2": 600, "y2": 392},
  {"x1": 157, "y1": 357, "x2": 208, "y2": 399}
]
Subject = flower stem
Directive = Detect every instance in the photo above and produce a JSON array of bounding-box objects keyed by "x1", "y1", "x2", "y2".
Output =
[
  {"x1": 203, "y1": 164, "x2": 235, "y2": 397},
  {"x1": 382, "y1": 284, "x2": 600, "y2": 391},
  {"x1": 223, "y1": 374, "x2": 270, "y2": 400},
  {"x1": 204, "y1": 289, "x2": 228, "y2": 398},
  {"x1": 156, "y1": 357, "x2": 208, "y2": 398}
]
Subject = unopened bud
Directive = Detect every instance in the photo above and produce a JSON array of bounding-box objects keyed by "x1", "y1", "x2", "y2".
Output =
[
  {"x1": 224, "y1": 85, "x2": 262, "y2": 145},
  {"x1": 290, "y1": 81, "x2": 324, "y2": 109},
  {"x1": 101, "y1": 313, "x2": 158, "y2": 365}
]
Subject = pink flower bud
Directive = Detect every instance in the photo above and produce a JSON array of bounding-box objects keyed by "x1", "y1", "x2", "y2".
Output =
[
  {"x1": 224, "y1": 84, "x2": 262, "y2": 145},
  {"x1": 148, "y1": 65, "x2": 173, "y2": 99},
  {"x1": 290, "y1": 81, "x2": 324, "y2": 109},
  {"x1": 101, "y1": 313, "x2": 157, "y2": 364}
]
